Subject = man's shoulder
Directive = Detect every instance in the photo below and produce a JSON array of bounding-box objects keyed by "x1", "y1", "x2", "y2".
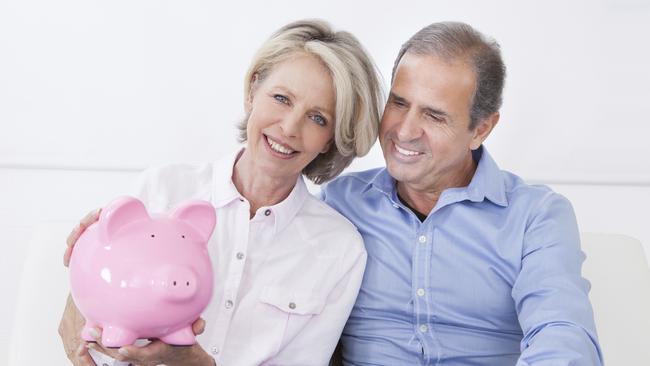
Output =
[
  {"x1": 318, "y1": 168, "x2": 387, "y2": 224},
  {"x1": 322, "y1": 167, "x2": 385, "y2": 196},
  {"x1": 501, "y1": 170, "x2": 573, "y2": 215}
]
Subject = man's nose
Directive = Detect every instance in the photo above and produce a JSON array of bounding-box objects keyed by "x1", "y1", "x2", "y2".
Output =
[{"x1": 396, "y1": 111, "x2": 422, "y2": 141}]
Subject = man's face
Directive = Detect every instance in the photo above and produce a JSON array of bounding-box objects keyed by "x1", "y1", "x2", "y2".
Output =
[{"x1": 380, "y1": 52, "x2": 480, "y2": 190}]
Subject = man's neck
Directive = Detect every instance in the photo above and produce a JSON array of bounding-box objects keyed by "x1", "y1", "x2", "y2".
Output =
[{"x1": 397, "y1": 155, "x2": 477, "y2": 216}]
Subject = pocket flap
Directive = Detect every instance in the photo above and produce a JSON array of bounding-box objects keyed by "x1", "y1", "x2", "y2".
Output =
[{"x1": 259, "y1": 286, "x2": 326, "y2": 315}]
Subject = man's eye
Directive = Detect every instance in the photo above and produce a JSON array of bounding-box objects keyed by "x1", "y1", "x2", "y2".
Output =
[
  {"x1": 426, "y1": 113, "x2": 443, "y2": 122},
  {"x1": 311, "y1": 114, "x2": 327, "y2": 126},
  {"x1": 392, "y1": 100, "x2": 406, "y2": 107},
  {"x1": 274, "y1": 94, "x2": 289, "y2": 104}
]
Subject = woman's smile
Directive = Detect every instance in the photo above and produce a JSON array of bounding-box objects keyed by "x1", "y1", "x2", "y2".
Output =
[{"x1": 263, "y1": 133, "x2": 299, "y2": 159}]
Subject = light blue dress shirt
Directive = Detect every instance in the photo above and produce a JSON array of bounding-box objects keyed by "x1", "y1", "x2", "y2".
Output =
[{"x1": 321, "y1": 147, "x2": 602, "y2": 366}]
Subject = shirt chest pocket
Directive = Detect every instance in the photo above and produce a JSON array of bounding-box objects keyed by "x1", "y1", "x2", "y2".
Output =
[
  {"x1": 251, "y1": 285, "x2": 327, "y2": 355},
  {"x1": 260, "y1": 285, "x2": 327, "y2": 315}
]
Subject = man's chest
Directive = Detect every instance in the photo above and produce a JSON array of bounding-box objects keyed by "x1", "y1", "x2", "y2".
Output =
[{"x1": 357, "y1": 213, "x2": 525, "y2": 332}]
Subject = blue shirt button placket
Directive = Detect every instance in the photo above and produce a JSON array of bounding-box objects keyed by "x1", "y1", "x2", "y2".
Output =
[{"x1": 414, "y1": 230, "x2": 432, "y2": 364}]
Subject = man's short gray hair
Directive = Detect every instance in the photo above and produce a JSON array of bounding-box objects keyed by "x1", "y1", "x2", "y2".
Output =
[{"x1": 392, "y1": 21, "x2": 506, "y2": 129}]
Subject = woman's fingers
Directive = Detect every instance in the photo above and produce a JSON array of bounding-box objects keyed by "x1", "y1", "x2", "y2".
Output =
[
  {"x1": 59, "y1": 295, "x2": 97, "y2": 366},
  {"x1": 192, "y1": 317, "x2": 206, "y2": 335},
  {"x1": 117, "y1": 339, "x2": 167, "y2": 362},
  {"x1": 64, "y1": 208, "x2": 101, "y2": 266},
  {"x1": 86, "y1": 329, "x2": 126, "y2": 361},
  {"x1": 87, "y1": 342, "x2": 123, "y2": 360},
  {"x1": 74, "y1": 343, "x2": 97, "y2": 366}
]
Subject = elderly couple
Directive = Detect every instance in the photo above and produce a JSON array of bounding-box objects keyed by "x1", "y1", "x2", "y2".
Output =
[{"x1": 58, "y1": 19, "x2": 603, "y2": 366}]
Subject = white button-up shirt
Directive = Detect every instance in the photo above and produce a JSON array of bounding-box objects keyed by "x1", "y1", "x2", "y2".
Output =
[{"x1": 89, "y1": 149, "x2": 367, "y2": 366}]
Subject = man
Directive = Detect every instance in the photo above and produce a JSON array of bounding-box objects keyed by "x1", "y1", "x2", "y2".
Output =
[{"x1": 322, "y1": 22, "x2": 602, "y2": 365}]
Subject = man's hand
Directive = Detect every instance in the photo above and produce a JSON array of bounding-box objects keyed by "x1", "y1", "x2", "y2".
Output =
[
  {"x1": 63, "y1": 208, "x2": 101, "y2": 267},
  {"x1": 58, "y1": 294, "x2": 96, "y2": 366},
  {"x1": 86, "y1": 318, "x2": 214, "y2": 366}
]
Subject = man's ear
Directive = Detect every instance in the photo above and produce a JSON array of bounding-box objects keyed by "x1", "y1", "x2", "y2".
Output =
[
  {"x1": 470, "y1": 112, "x2": 499, "y2": 150},
  {"x1": 245, "y1": 73, "x2": 259, "y2": 113}
]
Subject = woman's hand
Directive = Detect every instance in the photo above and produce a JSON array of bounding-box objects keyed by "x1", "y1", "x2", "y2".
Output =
[
  {"x1": 61, "y1": 207, "x2": 214, "y2": 365},
  {"x1": 63, "y1": 208, "x2": 101, "y2": 267},
  {"x1": 86, "y1": 318, "x2": 214, "y2": 366},
  {"x1": 58, "y1": 294, "x2": 96, "y2": 366}
]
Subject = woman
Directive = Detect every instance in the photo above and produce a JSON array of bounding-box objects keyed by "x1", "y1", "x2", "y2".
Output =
[{"x1": 58, "y1": 19, "x2": 383, "y2": 366}]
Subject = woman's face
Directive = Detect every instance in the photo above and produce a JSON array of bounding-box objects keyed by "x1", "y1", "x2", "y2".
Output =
[{"x1": 245, "y1": 54, "x2": 336, "y2": 181}]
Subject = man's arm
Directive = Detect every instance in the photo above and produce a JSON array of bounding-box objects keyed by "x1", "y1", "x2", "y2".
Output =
[{"x1": 512, "y1": 192, "x2": 603, "y2": 365}]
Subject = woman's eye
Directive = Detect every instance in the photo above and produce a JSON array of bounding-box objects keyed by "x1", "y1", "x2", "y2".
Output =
[
  {"x1": 273, "y1": 94, "x2": 289, "y2": 104},
  {"x1": 311, "y1": 114, "x2": 327, "y2": 126}
]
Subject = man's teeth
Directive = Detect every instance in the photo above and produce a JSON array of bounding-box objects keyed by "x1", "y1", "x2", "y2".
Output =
[
  {"x1": 395, "y1": 144, "x2": 421, "y2": 156},
  {"x1": 267, "y1": 136, "x2": 295, "y2": 155}
]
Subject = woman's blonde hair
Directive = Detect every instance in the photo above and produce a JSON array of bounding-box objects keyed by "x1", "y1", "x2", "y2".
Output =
[{"x1": 237, "y1": 19, "x2": 384, "y2": 184}]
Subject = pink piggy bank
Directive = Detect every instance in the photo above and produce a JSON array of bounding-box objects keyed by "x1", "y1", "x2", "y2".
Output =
[{"x1": 69, "y1": 196, "x2": 216, "y2": 348}]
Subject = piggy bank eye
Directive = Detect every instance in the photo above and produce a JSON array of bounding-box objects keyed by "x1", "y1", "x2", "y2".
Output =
[
  {"x1": 150, "y1": 234, "x2": 155, "y2": 238},
  {"x1": 181, "y1": 235, "x2": 185, "y2": 239}
]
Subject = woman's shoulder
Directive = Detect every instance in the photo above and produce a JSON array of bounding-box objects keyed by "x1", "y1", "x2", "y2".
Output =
[
  {"x1": 141, "y1": 162, "x2": 214, "y2": 181},
  {"x1": 133, "y1": 162, "x2": 216, "y2": 212},
  {"x1": 301, "y1": 193, "x2": 359, "y2": 232},
  {"x1": 294, "y1": 194, "x2": 366, "y2": 257}
]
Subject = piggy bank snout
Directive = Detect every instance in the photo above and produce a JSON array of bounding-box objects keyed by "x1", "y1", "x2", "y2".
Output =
[{"x1": 156, "y1": 266, "x2": 199, "y2": 302}]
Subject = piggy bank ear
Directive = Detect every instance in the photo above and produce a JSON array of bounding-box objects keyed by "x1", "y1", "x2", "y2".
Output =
[
  {"x1": 99, "y1": 196, "x2": 150, "y2": 241},
  {"x1": 171, "y1": 200, "x2": 216, "y2": 243}
]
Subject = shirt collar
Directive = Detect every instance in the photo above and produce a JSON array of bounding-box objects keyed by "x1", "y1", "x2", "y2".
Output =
[
  {"x1": 368, "y1": 167, "x2": 395, "y2": 196},
  {"x1": 368, "y1": 145, "x2": 508, "y2": 207},
  {"x1": 212, "y1": 148, "x2": 245, "y2": 208},
  {"x1": 466, "y1": 146, "x2": 508, "y2": 207},
  {"x1": 262, "y1": 174, "x2": 308, "y2": 235},
  {"x1": 212, "y1": 148, "x2": 309, "y2": 234}
]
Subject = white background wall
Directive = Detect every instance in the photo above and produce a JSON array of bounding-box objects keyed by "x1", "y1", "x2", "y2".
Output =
[{"x1": 2, "y1": 0, "x2": 649, "y2": 358}]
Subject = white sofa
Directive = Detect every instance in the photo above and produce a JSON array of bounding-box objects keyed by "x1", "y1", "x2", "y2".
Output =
[
  {"x1": 8, "y1": 222, "x2": 73, "y2": 365},
  {"x1": 7, "y1": 224, "x2": 650, "y2": 365},
  {"x1": 581, "y1": 232, "x2": 650, "y2": 364}
]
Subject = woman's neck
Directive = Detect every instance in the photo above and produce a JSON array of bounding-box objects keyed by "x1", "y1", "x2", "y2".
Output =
[{"x1": 232, "y1": 150, "x2": 298, "y2": 218}]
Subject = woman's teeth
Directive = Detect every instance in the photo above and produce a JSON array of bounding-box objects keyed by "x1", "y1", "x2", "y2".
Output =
[{"x1": 267, "y1": 136, "x2": 295, "y2": 155}]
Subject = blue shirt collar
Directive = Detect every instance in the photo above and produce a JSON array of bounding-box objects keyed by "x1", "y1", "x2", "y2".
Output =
[
  {"x1": 369, "y1": 145, "x2": 508, "y2": 208},
  {"x1": 466, "y1": 146, "x2": 508, "y2": 207}
]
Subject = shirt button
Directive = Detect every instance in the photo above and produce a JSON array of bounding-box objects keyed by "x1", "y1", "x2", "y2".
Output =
[
  {"x1": 102, "y1": 364, "x2": 109, "y2": 366},
  {"x1": 419, "y1": 324, "x2": 428, "y2": 333},
  {"x1": 418, "y1": 235, "x2": 427, "y2": 244},
  {"x1": 288, "y1": 302, "x2": 296, "y2": 309},
  {"x1": 236, "y1": 252, "x2": 245, "y2": 260},
  {"x1": 211, "y1": 346, "x2": 219, "y2": 354},
  {"x1": 417, "y1": 288, "x2": 425, "y2": 297},
  {"x1": 225, "y1": 300, "x2": 233, "y2": 309},
  {"x1": 264, "y1": 209, "x2": 271, "y2": 216}
]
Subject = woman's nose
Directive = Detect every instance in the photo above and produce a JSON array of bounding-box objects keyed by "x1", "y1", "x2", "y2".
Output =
[{"x1": 279, "y1": 111, "x2": 302, "y2": 138}]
